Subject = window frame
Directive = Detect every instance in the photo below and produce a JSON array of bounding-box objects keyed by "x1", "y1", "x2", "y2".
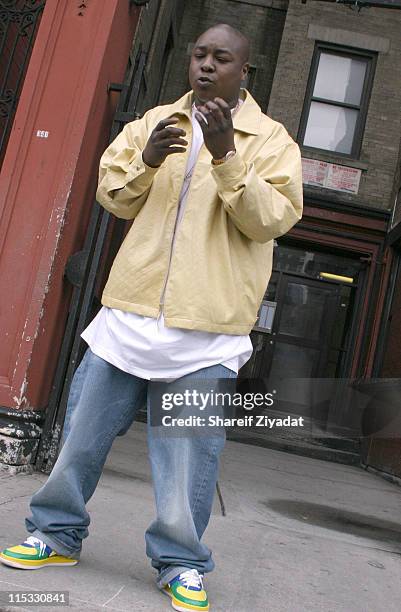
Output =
[{"x1": 298, "y1": 42, "x2": 377, "y2": 159}]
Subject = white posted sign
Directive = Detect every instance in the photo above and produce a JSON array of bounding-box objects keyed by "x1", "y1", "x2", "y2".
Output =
[{"x1": 302, "y1": 158, "x2": 361, "y2": 194}]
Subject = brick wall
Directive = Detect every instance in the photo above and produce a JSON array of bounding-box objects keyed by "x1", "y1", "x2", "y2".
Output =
[{"x1": 268, "y1": 0, "x2": 401, "y2": 211}]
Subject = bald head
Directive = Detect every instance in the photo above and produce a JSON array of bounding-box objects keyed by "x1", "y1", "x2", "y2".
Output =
[
  {"x1": 189, "y1": 23, "x2": 250, "y2": 107},
  {"x1": 197, "y1": 23, "x2": 250, "y2": 63}
]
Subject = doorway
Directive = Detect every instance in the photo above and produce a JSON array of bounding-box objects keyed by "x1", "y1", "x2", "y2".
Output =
[
  {"x1": 237, "y1": 243, "x2": 364, "y2": 426},
  {"x1": 248, "y1": 274, "x2": 341, "y2": 379}
]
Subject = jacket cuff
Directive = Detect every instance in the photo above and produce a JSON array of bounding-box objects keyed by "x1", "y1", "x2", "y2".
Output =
[
  {"x1": 107, "y1": 150, "x2": 160, "y2": 193},
  {"x1": 211, "y1": 151, "x2": 247, "y2": 190}
]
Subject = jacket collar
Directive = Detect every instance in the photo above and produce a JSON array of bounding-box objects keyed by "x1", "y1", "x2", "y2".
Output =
[{"x1": 166, "y1": 88, "x2": 261, "y2": 136}]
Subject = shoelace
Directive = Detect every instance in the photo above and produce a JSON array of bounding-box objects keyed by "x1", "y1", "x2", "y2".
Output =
[
  {"x1": 24, "y1": 536, "x2": 44, "y2": 547},
  {"x1": 23, "y1": 536, "x2": 51, "y2": 558},
  {"x1": 179, "y1": 569, "x2": 204, "y2": 590}
]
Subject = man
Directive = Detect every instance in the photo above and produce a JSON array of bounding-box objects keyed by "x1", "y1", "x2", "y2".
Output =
[{"x1": 0, "y1": 23, "x2": 303, "y2": 611}]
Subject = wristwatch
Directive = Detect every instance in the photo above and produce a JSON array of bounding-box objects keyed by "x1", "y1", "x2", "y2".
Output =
[{"x1": 211, "y1": 150, "x2": 236, "y2": 165}]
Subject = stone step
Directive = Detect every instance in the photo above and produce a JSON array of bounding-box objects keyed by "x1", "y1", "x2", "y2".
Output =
[
  {"x1": 310, "y1": 435, "x2": 361, "y2": 454},
  {"x1": 226, "y1": 430, "x2": 361, "y2": 466}
]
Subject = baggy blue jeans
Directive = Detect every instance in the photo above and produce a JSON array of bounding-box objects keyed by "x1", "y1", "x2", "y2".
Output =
[{"x1": 25, "y1": 346, "x2": 237, "y2": 587}]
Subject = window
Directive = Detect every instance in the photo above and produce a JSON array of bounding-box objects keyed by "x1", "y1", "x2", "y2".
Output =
[
  {"x1": 0, "y1": 0, "x2": 45, "y2": 169},
  {"x1": 298, "y1": 43, "x2": 376, "y2": 158},
  {"x1": 273, "y1": 243, "x2": 363, "y2": 281}
]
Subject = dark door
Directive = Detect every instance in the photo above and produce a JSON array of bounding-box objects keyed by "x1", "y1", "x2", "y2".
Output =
[
  {"x1": 238, "y1": 271, "x2": 356, "y2": 420},
  {"x1": 242, "y1": 273, "x2": 340, "y2": 378}
]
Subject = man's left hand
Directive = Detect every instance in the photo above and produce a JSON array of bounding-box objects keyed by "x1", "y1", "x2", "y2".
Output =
[{"x1": 194, "y1": 97, "x2": 236, "y2": 160}]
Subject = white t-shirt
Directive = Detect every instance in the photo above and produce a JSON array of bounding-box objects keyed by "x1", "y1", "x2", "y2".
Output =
[{"x1": 80, "y1": 99, "x2": 254, "y2": 382}]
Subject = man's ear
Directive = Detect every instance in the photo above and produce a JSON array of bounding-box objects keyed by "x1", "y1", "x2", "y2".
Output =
[{"x1": 240, "y1": 62, "x2": 250, "y2": 88}]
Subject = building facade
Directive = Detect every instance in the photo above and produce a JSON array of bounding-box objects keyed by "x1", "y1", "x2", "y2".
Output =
[{"x1": 1, "y1": 0, "x2": 401, "y2": 476}]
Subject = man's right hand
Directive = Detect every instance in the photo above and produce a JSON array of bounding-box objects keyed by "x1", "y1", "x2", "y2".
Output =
[{"x1": 142, "y1": 117, "x2": 188, "y2": 168}]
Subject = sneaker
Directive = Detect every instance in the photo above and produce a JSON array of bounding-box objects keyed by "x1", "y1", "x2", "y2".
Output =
[
  {"x1": 162, "y1": 568, "x2": 209, "y2": 611},
  {"x1": 0, "y1": 536, "x2": 79, "y2": 570}
]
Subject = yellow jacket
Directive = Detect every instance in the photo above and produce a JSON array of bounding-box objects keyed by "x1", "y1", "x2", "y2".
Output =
[{"x1": 96, "y1": 89, "x2": 303, "y2": 335}]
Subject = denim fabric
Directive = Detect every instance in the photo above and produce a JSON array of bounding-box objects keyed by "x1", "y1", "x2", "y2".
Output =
[{"x1": 25, "y1": 346, "x2": 237, "y2": 586}]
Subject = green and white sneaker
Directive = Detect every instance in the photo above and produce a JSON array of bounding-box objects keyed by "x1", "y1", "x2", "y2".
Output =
[
  {"x1": 0, "y1": 536, "x2": 79, "y2": 569},
  {"x1": 162, "y1": 568, "x2": 209, "y2": 611}
]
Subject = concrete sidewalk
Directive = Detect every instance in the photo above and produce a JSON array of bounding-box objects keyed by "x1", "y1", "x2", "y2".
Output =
[{"x1": 1, "y1": 423, "x2": 401, "y2": 612}]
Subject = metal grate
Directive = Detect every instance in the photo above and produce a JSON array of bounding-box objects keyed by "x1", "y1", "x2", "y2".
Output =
[
  {"x1": 0, "y1": 0, "x2": 45, "y2": 166},
  {"x1": 35, "y1": 45, "x2": 148, "y2": 473}
]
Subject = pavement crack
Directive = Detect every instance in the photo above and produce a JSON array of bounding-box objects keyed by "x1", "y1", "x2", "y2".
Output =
[
  {"x1": 102, "y1": 585, "x2": 126, "y2": 607},
  {"x1": 0, "y1": 493, "x2": 33, "y2": 506}
]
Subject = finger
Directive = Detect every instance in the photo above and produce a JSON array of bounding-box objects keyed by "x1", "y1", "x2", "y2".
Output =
[
  {"x1": 204, "y1": 101, "x2": 225, "y2": 126},
  {"x1": 204, "y1": 100, "x2": 223, "y2": 116},
  {"x1": 164, "y1": 147, "x2": 187, "y2": 155},
  {"x1": 154, "y1": 117, "x2": 180, "y2": 132},
  {"x1": 213, "y1": 97, "x2": 232, "y2": 120},
  {"x1": 156, "y1": 128, "x2": 187, "y2": 142},
  {"x1": 196, "y1": 105, "x2": 216, "y2": 127},
  {"x1": 200, "y1": 104, "x2": 220, "y2": 130},
  {"x1": 158, "y1": 137, "x2": 188, "y2": 148},
  {"x1": 194, "y1": 111, "x2": 208, "y2": 129},
  {"x1": 159, "y1": 126, "x2": 186, "y2": 137}
]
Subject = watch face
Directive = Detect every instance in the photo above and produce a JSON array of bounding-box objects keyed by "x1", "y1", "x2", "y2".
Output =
[{"x1": 212, "y1": 150, "x2": 236, "y2": 165}]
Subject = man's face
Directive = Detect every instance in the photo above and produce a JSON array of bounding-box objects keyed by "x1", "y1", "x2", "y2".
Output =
[{"x1": 188, "y1": 27, "x2": 249, "y2": 107}]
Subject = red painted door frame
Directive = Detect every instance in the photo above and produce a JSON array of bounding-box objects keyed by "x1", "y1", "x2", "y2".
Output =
[
  {"x1": 291, "y1": 202, "x2": 390, "y2": 379},
  {"x1": 0, "y1": 0, "x2": 140, "y2": 411}
]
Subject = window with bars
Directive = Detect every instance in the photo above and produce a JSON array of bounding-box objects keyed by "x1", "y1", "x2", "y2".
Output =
[
  {"x1": 0, "y1": 0, "x2": 45, "y2": 168},
  {"x1": 298, "y1": 43, "x2": 377, "y2": 158}
]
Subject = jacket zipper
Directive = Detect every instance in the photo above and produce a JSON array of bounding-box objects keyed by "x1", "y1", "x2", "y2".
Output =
[
  {"x1": 156, "y1": 177, "x2": 192, "y2": 328},
  {"x1": 157, "y1": 239, "x2": 177, "y2": 329},
  {"x1": 157, "y1": 121, "x2": 200, "y2": 328},
  {"x1": 157, "y1": 206, "x2": 180, "y2": 327}
]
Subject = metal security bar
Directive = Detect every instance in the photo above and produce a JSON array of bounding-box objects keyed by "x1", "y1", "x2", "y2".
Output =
[
  {"x1": 35, "y1": 45, "x2": 147, "y2": 473},
  {"x1": 0, "y1": 0, "x2": 45, "y2": 165}
]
